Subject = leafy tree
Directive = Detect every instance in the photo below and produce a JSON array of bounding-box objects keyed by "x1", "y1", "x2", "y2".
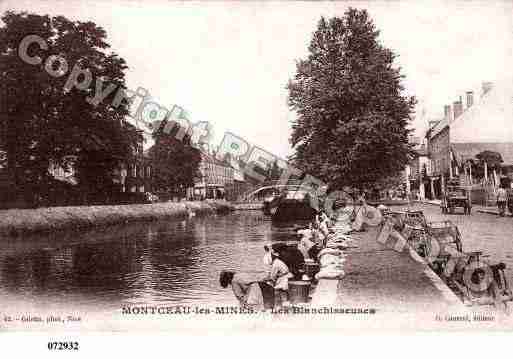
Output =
[
  {"x1": 475, "y1": 151, "x2": 503, "y2": 169},
  {"x1": 475, "y1": 150, "x2": 503, "y2": 183},
  {"x1": 149, "y1": 120, "x2": 201, "y2": 194},
  {"x1": 0, "y1": 11, "x2": 141, "y2": 202},
  {"x1": 287, "y1": 9, "x2": 415, "y2": 191},
  {"x1": 373, "y1": 173, "x2": 405, "y2": 191}
]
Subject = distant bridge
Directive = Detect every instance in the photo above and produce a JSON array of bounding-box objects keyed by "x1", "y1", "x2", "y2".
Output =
[
  {"x1": 241, "y1": 184, "x2": 304, "y2": 202},
  {"x1": 236, "y1": 178, "x2": 328, "y2": 202}
]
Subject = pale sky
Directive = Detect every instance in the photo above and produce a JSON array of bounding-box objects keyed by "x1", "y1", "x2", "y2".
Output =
[{"x1": 2, "y1": 0, "x2": 512, "y2": 157}]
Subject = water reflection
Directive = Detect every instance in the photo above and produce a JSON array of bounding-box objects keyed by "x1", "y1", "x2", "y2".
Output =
[{"x1": 0, "y1": 212, "x2": 298, "y2": 310}]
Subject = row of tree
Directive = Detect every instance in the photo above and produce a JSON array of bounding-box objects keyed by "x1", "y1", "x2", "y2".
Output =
[
  {"x1": 462, "y1": 150, "x2": 504, "y2": 185},
  {"x1": 1, "y1": 8, "x2": 419, "y2": 207},
  {"x1": 150, "y1": 9, "x2": 418, "y2": 197},
  {"x1": 0, "y1": 11, "x2": 279, "y2": 206},
  {"x1": 0, "y1": 11, "x2": 204, "y2": 207},
  {"x1": 0, "y1": 11, "x2": 143, "y2": 205}
]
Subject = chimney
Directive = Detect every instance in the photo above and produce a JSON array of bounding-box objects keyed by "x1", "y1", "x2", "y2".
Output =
[
  {"x1": 443, "y1": 105, "x2": 452, "y2": 122},
  {"x1": 453, "y1": 98, "x2": 463, "y2": 120},
  {"x1": 466, "y1": 91, "x2": 474, "y2": 108},
  {"x1": 482, "y1": 81, "x2": 493, "y2": 96}
]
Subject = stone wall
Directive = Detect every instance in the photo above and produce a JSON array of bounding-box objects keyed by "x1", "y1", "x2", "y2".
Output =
[{"x1": 0, "y1": 200, "x2": 234, "y2": 238}]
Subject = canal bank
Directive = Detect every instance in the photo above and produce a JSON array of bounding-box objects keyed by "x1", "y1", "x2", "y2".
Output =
[
  {"x1": 0, "y1": 200, "x2": 234, "y2": 237},
  {"x1": 336, "y1": 226, "x2": 462, "y2": 311},
  {"x1": 0, "y1": 207, "x2": 506, "y2": 331},
  {"x1": 310, "y1": 222, "x2": 463, "y2": 313}
]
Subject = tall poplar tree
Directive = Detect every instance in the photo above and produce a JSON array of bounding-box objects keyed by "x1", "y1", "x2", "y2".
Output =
[{"x1": 288, "y1": 8, "x2": 415, "y2": 190}]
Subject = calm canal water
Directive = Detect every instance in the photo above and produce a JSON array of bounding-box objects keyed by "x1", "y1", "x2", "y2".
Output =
[
  {"x1": 4, "y1": 204, "x2": 512, "y2": 318},
  {"x1": 0, "y1": 212, "x2": 302, "y2": 313}
]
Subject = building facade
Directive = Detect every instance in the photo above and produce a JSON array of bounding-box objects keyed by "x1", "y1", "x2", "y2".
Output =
[
  {"x1": 405, "y1": 143, "x2": 430, "y2": 200},
  {"x1": 187, "y1": 151, "x2": 234, "y2": 200},
  {"x1": 423, "y1": 80, "x2": 513, "y2": 202},
  {"x1": 114, "y1": 143, "x2": 152, "y2": 194}
]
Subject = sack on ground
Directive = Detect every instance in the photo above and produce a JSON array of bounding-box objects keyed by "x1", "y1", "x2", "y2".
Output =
[
  {"x1": 315, "y1": 269, "x2": 345, "y2": 279},
  {"x1": 319, "y1": 254, "x2": 345, "y2": 267},
  {"x1": 318, "y1": 248, "x2": 342, "y2": 258}
]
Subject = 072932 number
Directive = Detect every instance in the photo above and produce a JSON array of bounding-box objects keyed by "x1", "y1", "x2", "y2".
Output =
[{"x1": 47, "y1": 342, "x2": 79, "y2": 350}]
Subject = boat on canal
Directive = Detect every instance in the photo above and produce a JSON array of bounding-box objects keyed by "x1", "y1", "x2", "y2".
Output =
[{"x1": 265, "y1": 188, "x2": 319, "y2": 222}]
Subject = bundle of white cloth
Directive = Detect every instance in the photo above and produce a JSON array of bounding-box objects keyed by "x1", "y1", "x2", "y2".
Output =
[
  {"x1": 315, "y1": 248, "x2": 346, "y2": 280},
  {"x1": 325, "y1": 221, "x2": 358, "y2": 250}
]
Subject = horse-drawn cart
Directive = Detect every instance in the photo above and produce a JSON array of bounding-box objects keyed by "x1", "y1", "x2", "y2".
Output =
[{"x1": 441, "y1": 185, "x2": 472, "y2": 215}]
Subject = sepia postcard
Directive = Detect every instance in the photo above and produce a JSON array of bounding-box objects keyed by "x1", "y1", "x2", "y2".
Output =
[{"x1": 1, "y1": 0, "x2": 513, "y2": 350}]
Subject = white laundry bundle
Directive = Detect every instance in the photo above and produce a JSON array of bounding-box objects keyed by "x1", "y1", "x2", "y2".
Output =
[
  {"x1": 316, "y1": 248, "x2": 346, "y2": 279},
  {"x1": 334, "y1": 225, "x2": 352, "y2": 235},
  {"x1": 315, "y1": 264, "x2": 345, "y2": 279},
  {"x1": 327, "y1": 241, "x2": 359, "y2": 250},
  {"x1": 333, "y1": 233, "x2": 352, "y2": 241},
  {"x1": 319, "y1": 254, "x2": 346, "y2": 266},
  {"x1": 332, "y1": 215, "x2": 353, "y2": 234},
  {"x1": 325, "y1": 232, "x2": 337, "y2": 241},
  {"x1": 326, "y1": 242, "x2": 348, "y2": 249},
  {"x1": 318, "y1": 248, "x2": 343, "y2": 258}
]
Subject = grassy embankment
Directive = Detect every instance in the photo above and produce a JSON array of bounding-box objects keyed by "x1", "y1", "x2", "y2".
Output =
[{"x1": 0, "y1": 200, "x2": 234, "y2": 237}]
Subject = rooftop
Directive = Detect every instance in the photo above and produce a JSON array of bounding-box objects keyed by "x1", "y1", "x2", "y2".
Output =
[
  {"x1": 450, "y1": 80, "x2": 513, "y2": 143},
  {"x1": 428, "y1": 79, "x2": 513, "y2": 141}
]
